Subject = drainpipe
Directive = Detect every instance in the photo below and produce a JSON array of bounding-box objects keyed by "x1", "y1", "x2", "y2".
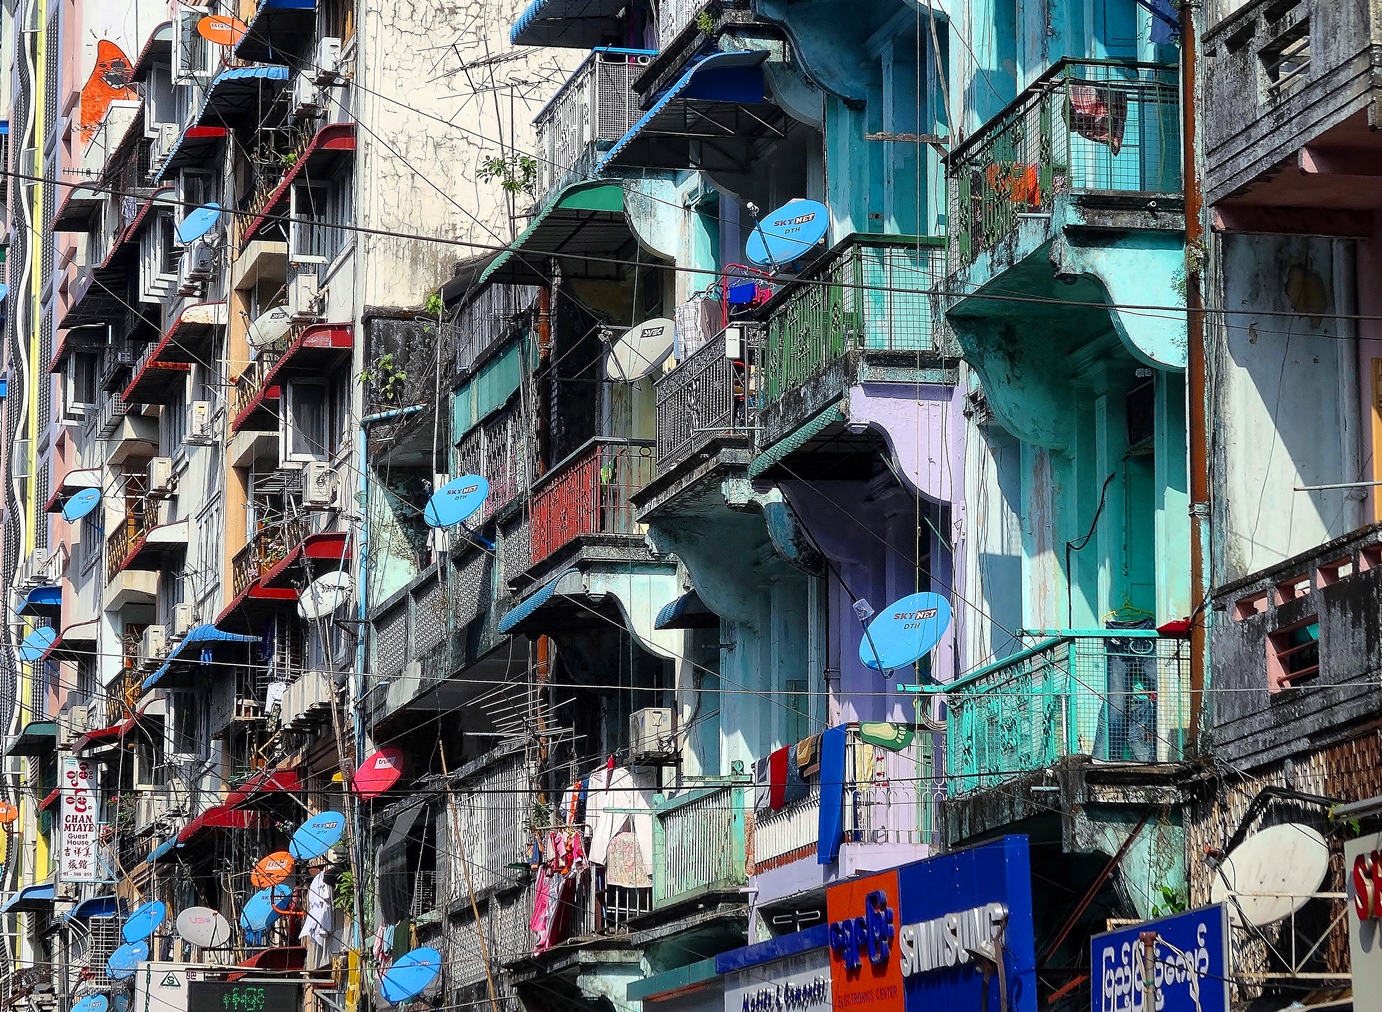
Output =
[{"x1": 1182, "y1": 0, "x2": 1210, "y2": 752}]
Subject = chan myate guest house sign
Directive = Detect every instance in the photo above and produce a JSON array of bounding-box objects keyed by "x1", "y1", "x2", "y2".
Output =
[{"x1": 58, "y1": 756, "x2": 102, "y2": 882}]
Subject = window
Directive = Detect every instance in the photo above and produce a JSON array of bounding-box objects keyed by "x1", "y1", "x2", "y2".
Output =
[
  {"x1": 1268, "y1": 620, "x2": 1319, "y2": 692},
  {"x1": 290, "y1": 172, "x2": 352, "y2": 267},
  {"x1": 140, "y1": 211, "x2": 180, "y2": 299},
  {"x1": 170, "y1": 692, "x2": 204, "y2": 759},
  {"x1": 174, "y1": 9, "x2": 212, "y2": 81},
  {"x1": 179, "y1": 170, "x2": 217, "y2": 229},
  {"x1": 158, "y1": 215, "x2": 181, "y2": 275},
  {"x1": 160, "y1": 386, "x2": 187, "y2": 458},
  {"x1": 134, "y1": 716, "x2": 167, "y2": 787},
  {"x1": 283, "y1": 377, "x2": 347, "y2": 462},
  {"x1": 1261, "y1": 19, "x2": 1310, "y2": 100},
  {"x1": 65, "y1": 351, "x2": 97, "y2": 416}
]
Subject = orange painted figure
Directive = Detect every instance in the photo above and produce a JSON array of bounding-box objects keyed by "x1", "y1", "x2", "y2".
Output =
[{"x1": 77, "y1": 41, "x2": 136, "y2": 146}]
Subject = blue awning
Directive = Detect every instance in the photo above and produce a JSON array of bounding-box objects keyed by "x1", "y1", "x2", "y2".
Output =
[
  {"x1": 65, "y1": 895, "x2": 122, "y2": 922},
  {"x1": 499, "y1": 569, "x2": 579, "y2": 634},
  {"x1": 142, "y1": 625, "x2": 261, "y2": 692},
  {"x1": 1, "y1": 882, "x2": 55, "y2": 914},
  {"x1": 655, "y1": 590, "x2": 718, "y2": 630},
  {"x1": 196, "y1": 65, "x2": 290, "y2": 127},
  {"x1": 235, "y1": 0, "x2": 318, "y2": 64},
  {"x1": 510, "y1": 0, "x2": 631, "y2": 48},
  {"x1": 17, "y1": 586, "x2": 62, "y2": 618},
  {"x1": 597, "y1": 50, "x2": 779, "y2": 174},
  {"x1": 147, "y1": 837, "x2": 179, "y2": 865}
]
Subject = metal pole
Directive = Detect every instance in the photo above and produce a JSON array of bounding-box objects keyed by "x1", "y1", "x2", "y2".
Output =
[{"x1": 1140, "y1": 931, "x2": 1158, "y2": 1012}]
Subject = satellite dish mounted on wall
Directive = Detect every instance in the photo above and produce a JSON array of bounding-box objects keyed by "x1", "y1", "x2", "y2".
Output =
[
  {"x1": 423, "y1": 474, "x2": 494, "y2": 550},
  {"x1": 18, "y1": 627, "x2": 57, "y2": 663},
  {"x1": 606, "y1": 318, "x2": 676, "y2": 382},
  {"x1": 72, "y1": 996, "x2": 109, "y2": 1012},
  {"x1": 240, "y1": 885, "x2": 292, "y2": 932},
  {"x1": 177, "y1": 203, "x2": 222, "y2": 245},
  {"x1": 122, "y1": 900, "x2": 166, "y2": 943},
  {"x1": 289, "y1": 810, "x2": 346, "y2": 861},
  {"x1": 298, "y1": 570, "x2": 354, "y2": 621},
  {"x1": 1209, "y1": 823, "x2": 1330, "y2": 926},
  {"x1": 745, "y1": 199, "x2": 829, "y2": 270},
  {"x1": 247, "y1": 306, "x2": 293, "y2": 348},
  {"x1": 62, "y1": 487, "x2": 102, "y2": 523},
  {"x1": 107, "y1": 940, "x2": 148, "y2": 980},
  {"x1": 251, "y1": 851, "x2": 296, "y2": 889},
  {"x1": 858, "y1": 592, "x2": 952, "y2": 677},
  {"x1": 176, "y1": 906, "x2": 233, "y2": 949},
  {"x1": 353, "y1": 747, "x2": 405, "y2": 800},
  {"x1": 197, "y1": 15, "x2": 248, "y2": 47},
  {"x1": 380, "y1": 947, "x2": 443, "y2": 1005}
]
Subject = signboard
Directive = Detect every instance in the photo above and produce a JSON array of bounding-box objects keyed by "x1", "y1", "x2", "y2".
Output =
[
  {"x1": 1346, "y1": 835, "x2": 1382, "y2": 998},
  {"x1": 725, "y1": 948, "x2": 831, "y2": 1012},
  {"x1": 187, "y1": 981, "x2": 301, "y2": 1012},
  {"x1": 825, "y1": 836, "x2": 1037, "y2": 1012},
  {"x1": 58, "y1": 756, "x2": 101, "y2": 882},
  {"x1": 1091, "y1": 905, "x2": 1229, "y2": 1012}
]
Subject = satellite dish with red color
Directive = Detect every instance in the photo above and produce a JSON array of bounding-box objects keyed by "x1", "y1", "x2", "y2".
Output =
[
  {"x1": 251, "y1": 851, "x2": 296, "y2": 889},
  {"x1": 353, "y1": 747, "x2": 404, "y2": 800},
  {"x1": 197, "y1": 15, "x2": 247, "y2": 47}
]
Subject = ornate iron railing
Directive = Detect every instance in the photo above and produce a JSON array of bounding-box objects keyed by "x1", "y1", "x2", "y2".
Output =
[
  {"x1": 655, "y1": 329, "x2": 757, "y2": 468},
  {"x1": 947, "y1": 630, "x2": 1190, "y2": 796},
  {"x1": 947, "y1": 59, "x2": 1181, "y2": 273},
  {"x1": 105, "y1": 505, "x2": 158, "y2": 581},
  {"x1": 231, "y1": 517, "x2": 309, "y2": 599},
  {"x1": 453, "y1": 403, "x2": 533, "y2": 525},
  {"x1": 761, "y1": 234, "x2": 945, "y2": 407},
  {"x1": 529, "y1": 438, "x2": 655, "y2": 565},
  {"x1": 652, "y1": 784, "x2": 746, "y2": 908}
]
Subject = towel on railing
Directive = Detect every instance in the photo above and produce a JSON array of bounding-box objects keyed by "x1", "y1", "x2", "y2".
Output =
[
  {"x1": 817, "y1": 725, "x2": 847, "y2": 865},
  {"x1": 753, "y1": 755, "x2": 770, "y2": 811},
  {"x1": 1065, "y1": 83, "x2": 1128, "y2": 155},
  {"x1": 796, "y1": 733, "x2": 822, "y2": 775}
]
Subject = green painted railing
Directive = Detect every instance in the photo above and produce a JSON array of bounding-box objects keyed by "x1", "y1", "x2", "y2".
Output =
[
  {"x1": 651, "y1": 783, "x2": 746, "y2": 908},
  {"x1": 761, "y1": 234, "x2": 945, "y2": 408},
  {"x1": 947, "y1": 631, "x2": 1190, "y2": 796}
]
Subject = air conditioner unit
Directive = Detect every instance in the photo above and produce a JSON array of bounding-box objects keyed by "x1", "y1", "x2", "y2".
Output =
[
  {"x1": 135, "y1": 794, "x2": 169, "y2": 827},
  {"x1": 153, "y1": 122, "x2": 179, "y2": 163},
  {"x1": 287, "y1": 267, "x2": 321, "y2": 321},
  {"x1": 315, "y1": 37, "x2": 343, "y2": 83},
  {"x1": 175, "y1": 243, "x2": 213, "y2": 296},
  {"x1": 629, "y1": 707, "x2": 674, "y2": 760},
  {"x1": 281, "y1": 670, "x2": 335, "y2": 729},
  {"x1": 148, "y1": 456, "x2": 175, "y2": 497},
  {"x1": 58, "y1": 706, "x2": 89, "y2": 748},
  {"x1": 171, "y1": 602, "x2": 195, "y2": 639},
  {"x1": 187, "y1": 400, "x2": 213, "y2": 444},
  {"x1": 293, "y1": 73, "x2": 324, "y2": 117},
  {"x1": 301, "y1": 461, "x2": 336, "y2": 508},
  {"x1": 138, "y1": 625, "x2": 168, "y2": 669}
]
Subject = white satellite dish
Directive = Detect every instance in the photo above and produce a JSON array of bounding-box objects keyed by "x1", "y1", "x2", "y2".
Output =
[
  {"x1": 606, "y1": 317, "x2": 676, "y2": 382},
  {"x1": 175, "y1": 906, "x2": 233, "y2": 948},
  {"x1": 298, "y1": 570, "x2": 354, "y2": 620},
  {"x1": 248, "y1": 306, "x2": 293, "y2": 348},
  {"x1": 1209, "y1": 823, "x2": 1330, "y2": 926}
]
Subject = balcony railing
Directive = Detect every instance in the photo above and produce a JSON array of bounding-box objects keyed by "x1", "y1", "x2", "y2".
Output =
[
  {"x1": 761, "y1": 234, "x2": 945, "y2": 409},
  {"x1": 232, "y1": 349, "x2": 284, "y2": 421},
  {"x1": 529, "y1": 438, "x2": 655, "y2": 566},
  {"x1": 534, "y1": 49, "x2": 652, "y2": 201},
  {"x1": 947, "y1": 59, "x2": 1182, "y2": 273},
  {"x1": 658, "y1": 0, "x2": 713, "y2": 45},
  {"x1": 655, "y1": 329, "x2": 757, "y2": 469},
  {"x1": 231, "y1": 518, "x2": 309, "y2": 600},
  {"x1": 652, "y1": 784, "x2": 746, "y2": 908},
  {"x1": 438, "y1": 745, "x2": 529, "y2": 908},
  {"x1": 453, "y1": 403, "x2": 532, "y2": 526},
  {"x1": 947, "y1": 630, "x2": 1191, "y2": 797},
  {"x1": 106, "y1": 506, "x2": 158, "y2": 581}
]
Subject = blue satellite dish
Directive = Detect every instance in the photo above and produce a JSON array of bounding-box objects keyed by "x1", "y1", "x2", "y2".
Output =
[
  {"x1": 18, "y1": 626, "x2": 57, "y2": 663},
  {"x1": 177, "y1": 202, "x2": 222, "y2": 244},
  {"x1": 745, "y1": 199, "x2": 829, "y2": 268},
  {"x1": 113, "y1": 995, "x2": 129, "y2": 1012},
  {"x1": 72, "y1": 996, "x2": 109, "y2": 1012},
  {"x1": 0, "y1": 284, "x2": 9, "y2": 302},
  {"x1": 122, "y1": 900, "x2": 166, "y2": 943},
  {"x1": 858, "y1": 592, "x2": 952, "y2": 673},
  {"x1": 107, "y1": 940, "x2": 148, "y2": 980},
  {"x1": 289, "y1": 810, "x2": 346, "y2": 861},
  {"x1": 381, "y1": 947, "x2": 443, "y2": 1005},
  {"x1": 239, "y1": 884, "x2": 291, "y2": 932},
  {"x1": 62, "y1": 487, "x2": 102, "y2": 523},
  {"x1": 423, "y1": 475, "x2": 489, "y2": 529}
]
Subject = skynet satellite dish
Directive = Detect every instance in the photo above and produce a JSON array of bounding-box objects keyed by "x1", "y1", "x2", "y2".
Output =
[
  {"x1": 247, "y1": 306, "x2": 293, "y2": 348},
  {"x1": 197, "y1": 14, "x2": 247, "y2": 46},
  {"x1": 18, "y1": 627, "x2": 57, "y2": 663},
  {"x1": 1209, "y1": 823, "x2": 1329, "y2": 926},
  {"x1": 298, "y1": 571, "x2": 354, "y2": 621},
  {"x1": 176, "y1": 906, "x2": 233, "y2": 949},
  {"x1": 289, "y1": 811, "x2": 346, "y2": 861},
  {"x1": 62, "y1": 487, "x2": 102, "y2": 522},
  {"x1": 424, "y1": 475, "x2": 489, "y2": 529},
  {"x1": 606, "y1": 318, "x2": 676, "y2": 382},
  {"x1": 381, "y1": 947, "x2": 443, "y2": 1005},
  {"x1": 107, "y1": 940, "x2": 148, "y2": 980},
  {"x1": 745, "y1": 198, "x2": 829, "y2": 268},
  {"x1": 859, "y1": 592, "x2": 952, "y2": 673},
  {"x1": 176, "y1": 203, "x2": 222, "y2": 244},
  {"x1": 122, "y1": 900, "x2": 166, "y2": 943},
  {"x1": 72, "y1": 996, "x2": 108, "y2": 1012}
]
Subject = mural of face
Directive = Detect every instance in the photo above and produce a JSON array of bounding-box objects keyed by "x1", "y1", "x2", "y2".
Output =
[{"x1": 77, "y1": 40, "x2": 136, "y2": 145}]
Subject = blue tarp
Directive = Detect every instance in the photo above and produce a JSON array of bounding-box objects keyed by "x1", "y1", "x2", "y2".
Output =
[
  {"x1": 142, "y1": 625, "x2": 261, "y2": 692},
  {"x1": 17, "y1": 586, "x2": 62, "y2": 617},
  {"x1": 1, "y1": 882, "x2": 55, "y2": 914},
  {"x1": 499, "y1": 569, "x2": 578, "y2": 634}
]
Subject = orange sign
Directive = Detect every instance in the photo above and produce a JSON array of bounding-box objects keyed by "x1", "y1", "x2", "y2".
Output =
[
  {"x1": 251, "y1": 850, "x2": 295, "y2": 888},
  {"x1": 826, "y1": 870, "x2": 904, "y2": 1012},
  {"x1": 197, "y1": 15, "x2": 248, "y2": 47}
]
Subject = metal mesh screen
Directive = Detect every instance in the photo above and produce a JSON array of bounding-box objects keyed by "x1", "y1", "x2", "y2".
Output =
[{"x1": 373, "y1": 599, "x2": 409, "y2": 680}]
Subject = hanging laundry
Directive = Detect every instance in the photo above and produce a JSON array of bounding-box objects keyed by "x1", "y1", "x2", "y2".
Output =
[
  {"x1": 753, "y1": 755, "x2": 771, "y2": 811},
  {"x1": 605, "y1": 831, "x2": 652, "y2": 888},
  {"x1": 854, "y1": 737, "x2": 877, "y2": 783},
  {"x1": 984, "y1": 162, "x2": 1042, "y2": 207},
  {"x1": 588, "y1": 766, "x2": 655, "y2": 869},
  {"x1": 1065, "y1": 83, "x2": 1129, "y2": 155},
  {"x1": 858, "y1": 721, "x2": 915, "y2": 752},
  {"x1": 768, "y1": 747, "x2": 789, "y2": 810},
  {"x1": 783, "y1": 744, "x2": 808, "y2": 804},
  {"x1": 299, "y1": 871, "x2": 335, "y2": 948},
  {"x1": 796, "y1": 733, "x2": 822, "y2": 775},
  {"x1": 817, "y1": 726, "x2": 847, "y2": 865}
]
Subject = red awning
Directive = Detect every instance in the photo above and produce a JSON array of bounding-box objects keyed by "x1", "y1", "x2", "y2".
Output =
[
  {"x1": 229, "y1": 323, "x2": 354, "y2": 431},
  {"x1": 38, "y1": 788, "x2": 60, "y2": 812},
  {"x1": 225, "y1": 768, "x2": 302, "y2": 810},
  {"x1": 233, "y1": 946, "x2": 306, "y2": 975},
  {"x1": 177, "y1": 806, "x2": 267, "y2": 844},
  {"x1": 243, "y1": 123, "x2": 355, "y2": 243},
  {"x1": 72, "y1": 713, "x2": 144, "y2": 753},
  {"x1": 261, "y1": 532, "x2": 351, "y2": 589}
]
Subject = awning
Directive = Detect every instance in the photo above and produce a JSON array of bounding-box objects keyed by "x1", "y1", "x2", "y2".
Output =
[
  {"x1": 130, "y1": 21, "x2": 173, "y2": 82},
  {"x1": 16, "y1": 586, "x2": 62, "y2": 618},
  {"x1": 510, "y1": 0, "x2": 630, "y2": 47},
  {"x1": 142, "y1": 625, "x2": 261, "y2": 692},
  {"x1": 225, "y1": 768, "x2": 303, "y2": 810},
  {"x1": 1, "y1": 882, "x2": 55, "y2": 914},
  {"x1": 43, "y1": 623, "x2": 100, "y2": 664},
  {"x1": 147, "y1": 837, "x2": 179, "y2": 865},
  {"x1": 229, "y1": 323, "x2": 354, "y2": 431},
  {"x1": 73, "y1": 712, "x2": 142, "y2": 754},
  {"x1": 598, "y1": 50, "x2": 781, "y2": 174},
  {"x1": 6, "y1": 721, "x2": 57, "y2": 757},
  {"x1": 236, "y1": 946, "x2": 306, "y2": 971},
  {"x1": 177, "y1": 806, "x2": 267, "y2": 844},
  {"x1": 48, "y1": 326, "x2": 108, "y2": 375},
  {"x1": 65, "y1": 894, "x2": 123, "y2": 922},
  {"x1": 499, "y1": 568, "x2": 580, "y2": 634},
  {"x1": 242, "y1": 123, "x2": 356, "y2": 243},
  {"x1": 140, "y1": 302, "x2": 227, "y2": 368},
  {"x1": 153, "y1": 126, "x2": 228, "y2": 183},
  {"x1": 44, "y1": 467, "x2": 102, "y2": 513},
  {"x1": 748, "y1": 403, "x2": 844, "y2": 478},
  {"x1": 655, "y1": 590, "x2": 718, "y2": 630},
  {"x1": 196, "y1": 65, "x2": 290, "y2": 127},
  {"x1": 500, "y1": 565, "x2": 682, "y2": 658},
  {"x1": 478, "y1": 180, "x2": 636, "y2": 287},
  {"x1": 38, "y1": 788, "x2": 60, "y2": 812},
  {"x1": 236, "y1": 0, "x2": 318, "y2": 64},
  {"x1": 52, "y1": 187, "x2": 105, "y2": 232}
]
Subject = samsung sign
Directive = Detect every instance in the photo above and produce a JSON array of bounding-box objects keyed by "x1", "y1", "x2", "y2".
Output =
[{"x1": 1091, "y1": 906, "x2": 1229, "y2": 1012}]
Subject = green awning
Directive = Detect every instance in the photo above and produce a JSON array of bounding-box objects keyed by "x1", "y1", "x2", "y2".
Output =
[
  {"x1": 748, "y1": 404, "x2": 844, "y2": 478},
  {"x1": 479, "y1": 181, "x2": 635, "y2": 287},
  {"x1": 6, "y1": 720, "x2": 57, "y2": 758}
]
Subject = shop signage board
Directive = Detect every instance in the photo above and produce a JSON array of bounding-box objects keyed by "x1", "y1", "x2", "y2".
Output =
[
  {"x1": 725, "y1": 948, "x2": 832, "y2": 1012},
  {"x1": 1346, "y1": 834, "x2": 1382, "y2": 997},
  {"x1": 823, "y1": 835, "x2": 1037, "y2": 1012},
  {"x1": 58, "y1": 756, "x2": 101, "y2": 882},
  {"x1": 1090, "y1": 905, "x2": 1229, "y2": 1012}
]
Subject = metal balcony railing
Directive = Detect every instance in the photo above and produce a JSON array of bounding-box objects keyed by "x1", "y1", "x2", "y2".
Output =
[
  {"x1": 453, "y1": 403, "x2": 533, "y2": 526},
  {"x1": 947, "y1": 59, "x2": 1182, "y2": 273},
  {"x1": 231, "y1": 518, "x2": 309, "y2": 599},
  {"x1": 658, "y1": 0, "x2": 714, "y2": 44},
  {"x1": 95, "y1": 391, "x2": 131, "y2": 439},
  {"x1": 438, "y1": 746, "x2": 529, "y2": 908},
  {"x1": 534, "y1": 49, "x2": 652, "y2": 200},
  {"x1": 232, "y1": 349, "x2": 283, "y2": 421},
  {"x1": 760, "y1": 234, "x2": 945, "y2": 408},
  {"x1": 947, "y1": 630, "x2": 1191, "y2": 797},
  {"x1": 652, "y1": 784, "x2": 746, "y2": 908},
  {"x1": 654, "y1": 331, "x2": 757, "y2": 469},
  {"x1": 106, "y1": 506, "x2": 159, "y2": 581},
  {"x1": 529, "y1": 438, "x2": 655, "y2": 565}
]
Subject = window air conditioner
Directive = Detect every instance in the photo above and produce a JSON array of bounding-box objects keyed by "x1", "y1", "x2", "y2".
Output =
[
  {"x1": 148, "y1": 456, "x2": 175, "y2": 497},
  {"x1": 187, "y1": 400, "x2": 214, "y2": 444},
  {"x1": 138, "y1": 625, "x2": 168, "y2": 668},
  {"x1": 172, "y1": 602, "x2": 195, "y2": 639},
  {"x1": 315, "y1": 37, "x2": 343, "y2": 83},
  {"x1": 629, "y1": 707, "x2": 674, "y2": 761},
  {"x1": 154, "y1": 122, "x2": 179, "y2": 163},
  {"x1": 301, "y1": 461, "x2": 337, "y2": 509},
  {"x1": 135, "y1": 795, "x2": 169, "y2": 827}
]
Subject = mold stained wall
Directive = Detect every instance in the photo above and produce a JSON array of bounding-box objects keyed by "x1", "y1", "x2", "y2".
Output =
[
  {"x1": 1211, "y1": 233, "x2": 1365, "y2": 585},
  {"x1": 354, "y1": 0, "x2": 580, "y2": 310}
]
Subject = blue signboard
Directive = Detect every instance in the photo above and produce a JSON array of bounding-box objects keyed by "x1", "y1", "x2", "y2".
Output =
[{"x1": 1090, "y1": 905, "x2": 1229, "y2": 1012}]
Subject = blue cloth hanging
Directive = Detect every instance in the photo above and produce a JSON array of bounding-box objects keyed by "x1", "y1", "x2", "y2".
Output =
[{"x1": 817, "y1": 725, "x2": 847, "y2": 864}]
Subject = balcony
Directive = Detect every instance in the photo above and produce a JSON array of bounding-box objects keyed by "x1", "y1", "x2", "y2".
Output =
[
  {"x1": 533, "y1": 48, "x2": 652, "y2": 201},
  {"x1": 947, "y1": 59, "x2": 1181, "y2": 275},
  {"x1": 222, "y1": 519, "x2": 350, "y2": 623},
  {"x1": 529, "y1": 438, "x2": 655, "y2": 567},
  {"x1": 437, "y1": 744, "x2": 529, "y2": 909},
  {"x1": 757, "y1": 234, "x2": 946, "y2": 445},
  {"x1": 231, "y1": 349, "x2": 283, "y2": 430},
  {"x1": 945, "y1": 630, "x2": 1191, "y2": 797},
  {"x1": 452, "y1": 402, "x2": 533, "y2": 526},
  {"x1": 231, "y1": 323, "x2": 353, "y2": 432},
  {"x1": 652, "y1": 784, "x2": 746, "y2": 909},
  {"x1": 1204, "y1": 0, "x2": 1382, "y2": 215},
  {"x1": 106, "y1": 502, "x2": 187, "y2": 580},
  {"x1": 239, "y1": 124, "x2": 356, "y2": 246},
  {"x1": 654, "y1": 328, "x2": 756, "y2": 470}
]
